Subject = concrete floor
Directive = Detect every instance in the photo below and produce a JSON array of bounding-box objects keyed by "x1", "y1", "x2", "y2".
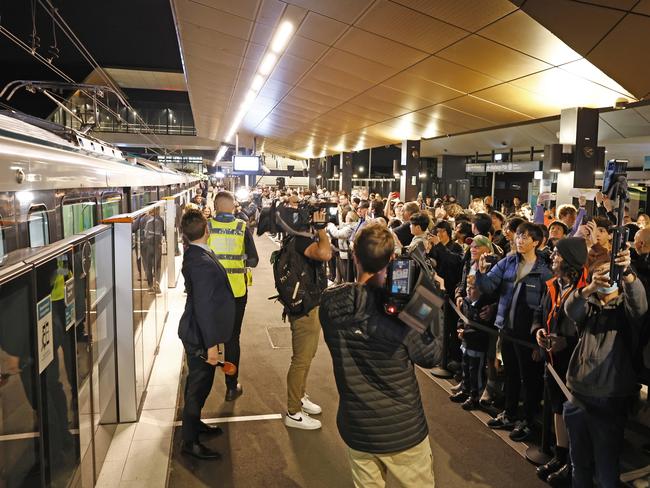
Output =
[{"x1": 166, "y1": 234, "x2": 547, "y2": 488}]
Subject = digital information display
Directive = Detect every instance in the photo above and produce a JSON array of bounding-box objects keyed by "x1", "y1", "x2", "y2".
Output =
[{"x1": 233, "y1": 155, "x2": 260, "y2": 173}]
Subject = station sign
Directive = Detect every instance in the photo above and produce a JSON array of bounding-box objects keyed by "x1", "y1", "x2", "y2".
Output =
[{"x1": 37, "y1": 295, "x2": 54, "y2": 374}]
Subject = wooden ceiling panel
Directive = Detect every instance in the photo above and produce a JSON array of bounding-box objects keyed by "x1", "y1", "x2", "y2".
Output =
[
  {"x1": 380, "y1": 73, "x2": 465, "y2": 105},
  {"x1": 579, "y1": 0, "x2": 638, "y2": 9},
  {"x1": 407, "y1": 56, "x2": 501, "y2": 93},
  {"x1": 437, "y1": 35, "x2": 552, "y2": 82},
  {"x1": 308, "y1": 63, "x2": 374, "y2": 93},
  {"x1": 442, "y1": 96, "x2": 534, "y2": 125},
  {"x1": 296, "y1": 11, "x2": 348, "y2": 45},
  {"x1": 357, "y1": 0, "x2": 467, "y2": 54},
  {"x1": 473, "y1": 84, "x2": 561, "y2": 119},
  {"x1": 319, "y1": 49, "x2": 397, "y2": 82},
  {"x1": 350, "y1": 93, "x2": 410, "y2": 118},
  {"x1": 335, "y1": 28, "x2": 428, "y2": 70},
  {"x1": 289, "y1": 87, "x2": 342, "y2": 109},
  {"x1": 364, "y1": 85, "x2": 435, "y2": 112},
  {"x1": 478, "y1": 10, "x2": 582, "y2": 66},
  {"x1": 298, "y1": 74, "x2": 357, "y2": 100},
  {"x1": 394, "y1": 0, "x2": 518, "y2": 32},
  {"x1": 510, "y1": 68, "x2": 633, "y2": 109},
  {"x1": 176, "y1": 0, "x2": 253, "y2": 39},
  {"x1": 600, "y1": 109, "x2": 650, "y2": 138},
  {"x1": 587, "y1": 13, "x2": 650, "y2": 99},
  {"x1": 259, "y1": 78, "x2": 293, "y2": 100},
  {"x1": 271, "y1": 53, "x2": 313, "y2": 83},
  {"x1": 188, "y1": 0, "x2": 262, "y2": 20},
  {"x1": 518, "y1": 0, "x2": 626, "y2": 54},
  {"x1": 285, "y1": 35, "x2": 329, "y2": 62},
  {"x1": 421, "y1": 104, "x2": 493, "y2": 131},
  {"x1": 633, "y1": 0, "x2": 650, "y2": 15},
  {"x1": 283, "y1": 0, "x2": 374, "y2": 22},
  {"x1": 559, "y1": 59, "x2": 633, "y2": 97},
  {"x1": 340, "y1": 102, "x2": 394, "y2": 123}
]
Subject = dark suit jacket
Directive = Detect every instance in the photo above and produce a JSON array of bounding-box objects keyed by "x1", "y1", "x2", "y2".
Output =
[
  {"x1": 178, "y1": 244, "x2": 235, "y2": 350},
  {"x1": 393, "y1": 222, "x2": 413, "y2": 247}
]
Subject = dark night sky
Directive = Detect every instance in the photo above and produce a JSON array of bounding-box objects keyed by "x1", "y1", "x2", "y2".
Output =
[{"x1": 0, "y1": 0, "x2": 182, "y2": 117}]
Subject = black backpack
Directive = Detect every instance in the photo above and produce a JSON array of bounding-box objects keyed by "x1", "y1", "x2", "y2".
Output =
[{"x1": 271, "y1": 235, "x2": 325, "y2": 318}]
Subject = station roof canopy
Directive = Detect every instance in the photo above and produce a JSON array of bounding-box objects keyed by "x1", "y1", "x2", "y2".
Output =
[{"x1": 170, "y1": 0, "x2": 648, "y2": 158}]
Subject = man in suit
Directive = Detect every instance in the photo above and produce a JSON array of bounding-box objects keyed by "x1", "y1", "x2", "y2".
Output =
[{"x1": 178, "y1": 208, "x2": 235, "y2": 460}]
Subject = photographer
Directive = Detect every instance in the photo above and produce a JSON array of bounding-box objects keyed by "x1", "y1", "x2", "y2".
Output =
[
  {"x1": 319, "y1": 223, "x2": 438, "y2": 487},
  {"x1": 279, "y1": 208, "x2": 332, "y2": 430},
  {"x1": 562, "y1": 244, "x2": 647, "y2": 488}
]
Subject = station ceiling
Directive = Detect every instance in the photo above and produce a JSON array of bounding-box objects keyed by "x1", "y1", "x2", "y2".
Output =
[{"x1": 170, "y1": 0, "x2": 646, "y2": 159}]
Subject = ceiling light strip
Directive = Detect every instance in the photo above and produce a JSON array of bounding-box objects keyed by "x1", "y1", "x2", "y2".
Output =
[{"x1": 225, "y1": 20, "x2": 295, "y2": 143}]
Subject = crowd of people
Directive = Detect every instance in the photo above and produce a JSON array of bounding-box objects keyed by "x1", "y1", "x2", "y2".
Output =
[{"x1": 179, "y1": 182, "x2": 650, "y2": 488}]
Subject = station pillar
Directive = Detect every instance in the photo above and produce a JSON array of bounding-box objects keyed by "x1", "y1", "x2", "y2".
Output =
[
  {"x1": 400, "y1": 140, "x2": 420, "y2": 202},
  {"x1": 308, "y1": 158, "x2": 319, "y2": 191},
  {"x1": 339, "y1": 152, "x2": 353, "y2": 195},
  {"x1": 555, "y1": 107, "x2": 603, "y2": 207}
]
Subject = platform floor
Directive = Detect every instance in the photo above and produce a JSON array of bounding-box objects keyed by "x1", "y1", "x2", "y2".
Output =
[{"x1": 163, "y1": 235, "x2": 547, "y2": 488}]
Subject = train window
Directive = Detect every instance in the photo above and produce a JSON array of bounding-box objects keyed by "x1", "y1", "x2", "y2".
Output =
[
  {"x1": 101, "y1": 193, "x2": 122, "y2": 219},
  {"x1": 62, "y1": 199, "x2": 96, "y2": 238},
  {"x1": 28, "y1": 206, "x2": 50, "y2": 247}
]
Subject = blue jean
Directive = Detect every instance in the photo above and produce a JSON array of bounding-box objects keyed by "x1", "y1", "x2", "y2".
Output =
[{"x1": 563, "y1": 395, "x2": 628, "y2": 488}]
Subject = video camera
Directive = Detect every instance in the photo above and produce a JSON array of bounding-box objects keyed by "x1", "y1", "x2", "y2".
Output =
[
  {"x1": 384, "y1": 243, "x2": 444, "y2": 338},
  {"x1": 258, "y1": 198, "x2": 338, "y2": 237},
  {"x1": 601, "y1": 159, "x2": 629, "y2": 285}
]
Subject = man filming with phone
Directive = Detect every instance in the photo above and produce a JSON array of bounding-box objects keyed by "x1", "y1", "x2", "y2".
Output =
[{"x1": 319, "y1": 223, "x2": 438, "y2": 487}]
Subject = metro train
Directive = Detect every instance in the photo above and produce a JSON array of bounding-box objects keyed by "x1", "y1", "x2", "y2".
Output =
[{"x1": 0, "y1": 111, "x2": 199, "y2": 262}]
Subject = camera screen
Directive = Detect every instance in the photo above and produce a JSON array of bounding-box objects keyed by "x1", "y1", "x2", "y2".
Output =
[
  {"x1": 390, "y1": 258, "x2": 412, "y2": 295},
  {"x1": 328, "y1": 206, "x2": 338, "y2": 216}
]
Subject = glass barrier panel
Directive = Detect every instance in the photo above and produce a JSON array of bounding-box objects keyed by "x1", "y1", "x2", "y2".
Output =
[
  {"x1": 88, "y1": 229, "x2": 117, "y2": 480},
  {"x1": 0, "y1": 271, "x2": 42, "y2": 487},
  {"x1": 131, "y1": 220, "x2": 145, "y2": 406},
  {"x1": 29, "y1": 210, "x2": 50, "y2": 248},
  {"x1": 35, "y1": 251, "x2": 80, "y2": 487},
  {"x1": 155, "y1": 205, "x2": 168, "y2": 342}
]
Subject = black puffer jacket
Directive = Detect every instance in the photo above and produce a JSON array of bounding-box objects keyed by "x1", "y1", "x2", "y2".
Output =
[{"x1": 319, "y1": 283, "x2": 440, "y2": 454}]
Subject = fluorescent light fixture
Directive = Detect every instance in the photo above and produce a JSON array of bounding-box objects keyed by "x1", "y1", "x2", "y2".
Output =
[
  {"x1": 215, "y1": 145, "x2": 228, "y2": 162},
  {"x1": 494, "y1": 153, "x2": 503, "y2": 161},
  {"x1": 251, "y1": 74, "x2": 264, "y2": 92},
  {"x1": 594, "y1": 170, "x2": 604, "y2": 175},
  {"x1": 271, "y1": 21, "x2": 294, "y2": 53},
  {"x1": 550, "y1": 168, "x2": 561, "y2": 173},
  {"x1": 259, "y1": 53, "x2": 277, "y2": 76}
]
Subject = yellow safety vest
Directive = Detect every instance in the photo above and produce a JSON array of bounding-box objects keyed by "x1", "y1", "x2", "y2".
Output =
[{"x1": 207, "y1": 217, "x2": 247, "y2": 297}]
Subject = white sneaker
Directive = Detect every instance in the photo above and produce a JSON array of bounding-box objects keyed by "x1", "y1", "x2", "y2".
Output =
[
  {"x1": 284, "y1": 411, "x2": 321, "y2": 430},
  {"x1": 301, "y1": 394, "x2": 322, "y2": 415}
]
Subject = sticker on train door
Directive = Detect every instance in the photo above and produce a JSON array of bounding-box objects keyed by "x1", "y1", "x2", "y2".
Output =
[
  {"x1": 37, "y1": 296, "x2": 54, "y2": 374},
  {"x1": 64, "y1": 278, "x2": 75, "y2": 331}
]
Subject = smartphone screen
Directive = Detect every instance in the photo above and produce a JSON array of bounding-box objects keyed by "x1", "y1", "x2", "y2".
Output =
[{"x1": 390, "y1": 258, "x2": 412, "y2": 296}]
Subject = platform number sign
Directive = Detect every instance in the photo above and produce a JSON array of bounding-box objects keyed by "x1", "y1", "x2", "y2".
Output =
[
  {"x1": 37, "y1": 295, "x2": 54, "y2": 374},
  {"x1": 64, "y1": 278, "x2": 75, "y2": 331}
]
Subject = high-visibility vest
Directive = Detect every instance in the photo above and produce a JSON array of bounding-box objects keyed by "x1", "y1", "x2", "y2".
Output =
[{"x1": 207, "y1": 217, "x2": 247, "y2": 297}]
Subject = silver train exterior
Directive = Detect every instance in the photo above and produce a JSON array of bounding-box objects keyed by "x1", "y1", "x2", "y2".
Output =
[{"x1": 0, "y1": 112, "x2": 199, "y2": 259}]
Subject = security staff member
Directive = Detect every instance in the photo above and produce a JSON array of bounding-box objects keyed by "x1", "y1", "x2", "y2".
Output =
[
  {"x1": 209, "y1": 191, "x2": 259, "y2": 401},
  {"x1": 179, "y1": 209, "x2": 235, "y2": 460}
]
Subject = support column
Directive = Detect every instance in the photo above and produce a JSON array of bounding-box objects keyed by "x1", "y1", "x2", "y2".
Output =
[
  {"x1": 340, "y1": 152, "x2": 352, "y2": 195},
  {"x1": 559, "y1": 108, "x2": 600, "y2": 203},
  {"x1": 308, "y1": 158, "x2": 319, "y2": 191},
  {"x1": 400, "y1": 140, "x2": 420, "y2": 202},
  {"x1": 439, "y1": 155, "x2": 469, "y2": 206}
]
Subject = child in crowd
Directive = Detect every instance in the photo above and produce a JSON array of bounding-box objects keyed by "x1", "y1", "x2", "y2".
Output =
[{"x1": 451, "y1": 275, "x2": 493, "y2": 410}]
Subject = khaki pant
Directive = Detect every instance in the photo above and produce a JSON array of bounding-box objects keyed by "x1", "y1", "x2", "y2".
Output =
[
  {"x1": 348, "y1": 437, "x2": 435, "y2": 488},
  {"x1": 287, "y1": 306, "x2": 321, "y2": 414}
]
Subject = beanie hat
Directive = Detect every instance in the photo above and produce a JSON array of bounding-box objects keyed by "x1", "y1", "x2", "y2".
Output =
[
  {"x1": 471, "y1": 234, "x2": 493, "y2": 252},
  {"x1": 555, "y1": 237, "x2": 588, "y2": 270}
]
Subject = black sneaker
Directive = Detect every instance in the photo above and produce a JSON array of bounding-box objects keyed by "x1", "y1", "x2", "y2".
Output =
[
  {"x1": 487, "y1": 411, "x2": 516, "y2": 430},
  {"x1": 450, "y1": 391, "x2": 469, "y2": 403},
  {"x1": 509, "y1": 420, "x2": 533, "y2": 441},
  {"x1": 461, "y1": 397, "x2": 479, "y2": 411}
]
